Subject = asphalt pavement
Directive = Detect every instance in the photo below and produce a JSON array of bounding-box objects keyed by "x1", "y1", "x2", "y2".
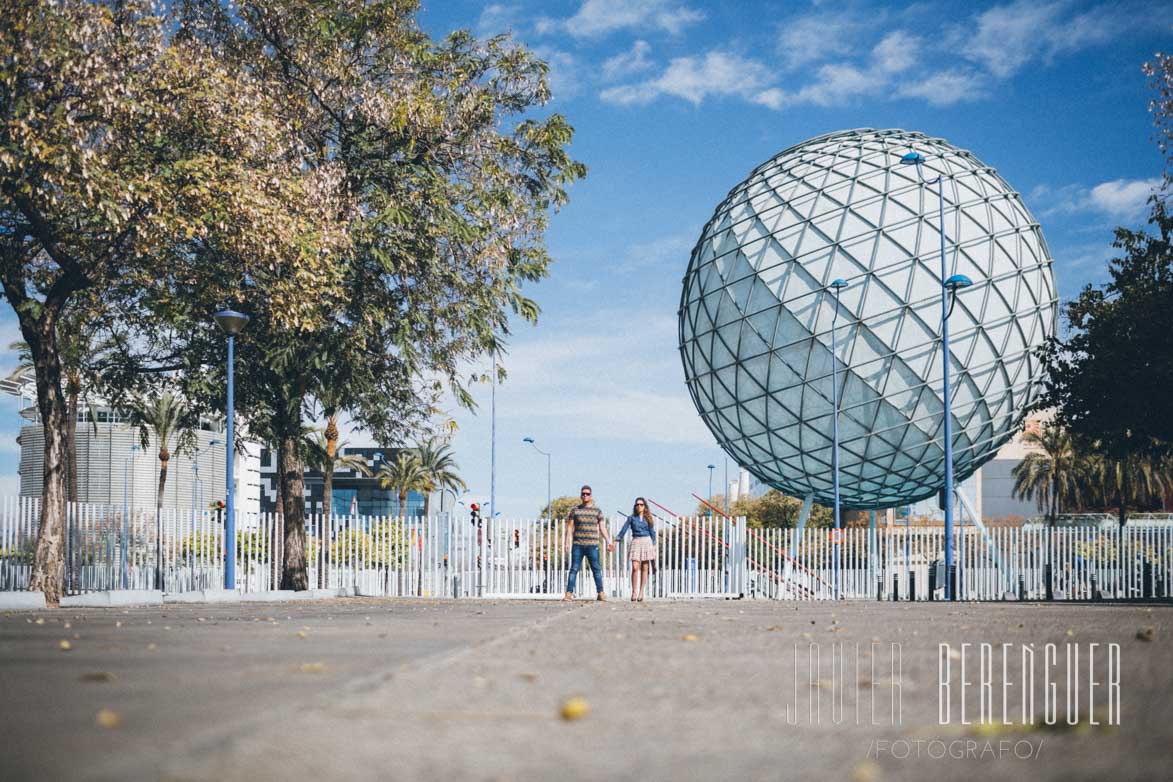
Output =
[{"x1": 1, "y1": 598, "x2": 1169, "y2": 781}]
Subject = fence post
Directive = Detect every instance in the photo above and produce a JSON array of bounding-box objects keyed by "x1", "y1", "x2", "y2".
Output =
[
  {"x1": 1044, "y1": 563, "x2": 1053, "y2": 601},
  {"x1": 891, "y1": 573, "x2": 898, "y2": 602},
  {"x1": 908, "y1": 571, "x2": 916, "y2": 602},
  {"x1": 1143, "y1": 561, "x2": 1154, "y2": 599}
]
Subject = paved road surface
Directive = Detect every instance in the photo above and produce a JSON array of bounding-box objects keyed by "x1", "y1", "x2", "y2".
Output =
[{"x1": 1, "y1": 598, "x2": 1169, "y2": 781}]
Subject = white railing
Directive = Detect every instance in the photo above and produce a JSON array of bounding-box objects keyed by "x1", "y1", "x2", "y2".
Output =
[{"x1": 2, "y1": 498, "x2": 1171, "y2": 600}]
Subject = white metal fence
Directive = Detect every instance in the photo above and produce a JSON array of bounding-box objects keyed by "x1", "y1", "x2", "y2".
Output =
[{"x1": 1, "y1": 498, "x2": 1171, "y2": 600}]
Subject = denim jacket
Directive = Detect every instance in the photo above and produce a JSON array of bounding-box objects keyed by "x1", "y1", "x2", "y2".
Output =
[{"x1": 615, "y1": 514, "x2": 656, "y2": 544}]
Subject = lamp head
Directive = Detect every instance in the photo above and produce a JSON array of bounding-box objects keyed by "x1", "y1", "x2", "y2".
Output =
[
  {"x1": 707, "y1": 464, "x2": 716, "y2": 470},
  {"x1": 830, "y1": 278, "x2": 849, "y2": 290},
  {"x1": 944, "y1": 274, "x2": 973, "y2": 291},
  {"x1": 213, "y1": 309, "x2": 249, "y2": 336},
  {"x1": 900, "y1": 152, "x2": 924, "y2": 166},
  {"x1": 522, "y1": 437, "x2": 534, "y2": 444},
  {"x1": 209, "y1": 438, "x2": 221, "y2": 446}
]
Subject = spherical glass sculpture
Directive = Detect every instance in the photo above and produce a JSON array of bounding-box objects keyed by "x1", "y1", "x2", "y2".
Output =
[{"x1": 679, "y1": 129, "x2": 1058, "y2": 508}]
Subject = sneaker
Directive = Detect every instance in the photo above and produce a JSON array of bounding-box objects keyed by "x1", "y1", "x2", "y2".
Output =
[
  {"x1": 596, "y1": 593, "x2": 607, "y2": 602},
  {"x1": 563, "y1": 592, "x2": 574, "y2": 601}
]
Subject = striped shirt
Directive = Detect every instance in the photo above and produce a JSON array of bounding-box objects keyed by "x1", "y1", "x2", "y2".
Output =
[{"x1": 568, "y1": 505, "x2": 605, "y2": 545}]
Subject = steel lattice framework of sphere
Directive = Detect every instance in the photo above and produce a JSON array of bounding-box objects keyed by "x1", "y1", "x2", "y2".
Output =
[{"x1": 678, "y1": 128, "x2": 1058, "y2": 509}]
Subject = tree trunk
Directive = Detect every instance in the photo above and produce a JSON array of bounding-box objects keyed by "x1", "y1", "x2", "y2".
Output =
[
  {"x1": 1118, "y1": 465, "x2": 1129, "y2": 528},
  {"x1": 156, "y1": 450, "x2": 169, "y2": 590},
  {"x1": 278, "y1": 432, "x2": 309, "y2": 590},
  {"x1": 423, "y1": 491, "x2": 430, "y2": 519},
  {"x1": 26, "y1": 319, "x2": 70, "y2": 605},
  {"x1": 323, "y1": 466, "x2": 333, "y2": 521},
  {"x1": 1050, "y1": 473, "x2": 1059, "y2": 527}
]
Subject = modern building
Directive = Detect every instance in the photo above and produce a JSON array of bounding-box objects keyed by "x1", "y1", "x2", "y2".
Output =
[
  {"x1": 259, "y1": 446, "x2": 425, "y2": 517},
  {"x1": 2, "y1": 373, "x2": 262, "y2": 514}
]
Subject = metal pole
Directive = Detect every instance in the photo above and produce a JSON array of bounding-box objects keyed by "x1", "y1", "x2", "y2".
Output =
[
  {"x1": 936, "y1": 172, "x2": 956, "y2": 601},
  {"x1": 707, "y1": 465, "x2": 714, "y2": 513},
  {"x1": 831, "y1": 286, "x2": 843, "y2": 600},
  {"x1": 122, "y1": 452, "x2": 129, "y2": 589},
  {"x1": 490, "y1": 362, "x2": 495, "y2": 520},
  {"x1": 545, "y1": 451, "x2": 551, "y2": 527},
  {"x1": 724, "y1": 458, "x2": 729, "y2": 516},
  {"x1": 225, "y1": 333, "x2": 236, "y2": 590}
]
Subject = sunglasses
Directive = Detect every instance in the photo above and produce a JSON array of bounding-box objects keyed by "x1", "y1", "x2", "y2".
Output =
[
  {"x1": 581, "y1": 491, "x2": 591, "y2": 496},
  {"x1": 635, "y1": 503, "x2": 645, "y2": 507}
]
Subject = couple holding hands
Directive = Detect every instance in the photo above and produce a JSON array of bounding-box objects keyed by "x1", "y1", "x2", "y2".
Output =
[{"x1": 563, "y1": 485, "x2": 656, "y2": 602}]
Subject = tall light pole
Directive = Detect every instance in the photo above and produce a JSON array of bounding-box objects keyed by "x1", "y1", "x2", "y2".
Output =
[
  {"x1": 122, "y1": 444, "x2": 139, "y2": 590},
  {"x1": 214, "y1": 309, "x2": 249, "y2": 590},
  {"x1": 706, "y1": 464, "x2": 716, "y2": 514},
  {"x1": 490, "y1": 360, "x2": 496, "y2": 523},
  {"x1": 522, "y1": 437, "x2": 551, "y2": 523},
  {"x1": 900, "y1": 151, "x2": 973, "y2": 601},
  {"x1": 829, "y1": 278, "x2": 849, "y2": 600},
  {"x1": 191, "y1": 438, "x2": 221, "y2": 520}
]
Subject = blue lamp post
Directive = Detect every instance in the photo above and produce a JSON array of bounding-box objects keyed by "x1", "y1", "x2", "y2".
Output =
[
  {"x1": 214, "y1": 309, "x2": 249, "y2": 590},
  {"x1": 829, "y1": 278, "x2": 849, "y2": 600},
  {"x1": 522, "y1": 437, "x2": 551, "y2": 524},
  {"x1": 706, "y1": 464, "x2": 716, "y2": 513},
  {"x1": 900, "y1": 151, "x2": 974, "y2": 601}
]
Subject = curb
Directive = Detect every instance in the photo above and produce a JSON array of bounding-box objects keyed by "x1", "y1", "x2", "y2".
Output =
[
  {"x1": 164, "y1": 589, "x2": 241, "y2": 604},
  {"x1": 0, "y1": 591, "x2": 46, "y2": 610},
  {"x1": 61, "y1": 590, "x2": 163, "y2": 608}
]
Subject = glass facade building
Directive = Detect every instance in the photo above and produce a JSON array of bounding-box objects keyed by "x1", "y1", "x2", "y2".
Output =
[
  {"x1": 679, "y1": 129, "x2": 1058, "y2": 509},
  {"x1": 260, "y1": 446, "x2": 425, "y2": 517}
]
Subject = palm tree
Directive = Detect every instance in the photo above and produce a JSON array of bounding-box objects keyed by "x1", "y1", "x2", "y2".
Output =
[
  {"x1": 414, "y1": 437, "x2": 466, "y2": 517},
  {"x1": 1087, "y1": 448, "x2": 1173, "y2": 526},
  {"x1": 1011, "y1": 424, "x2": 1086, "y2": 526},
  {"x1": 375, "y1": 452, "x2": 428, "y2": 517},
  {"x1": 302, "y1": 432, "x2": 371, "y2": 519},
  {"x1": 127, "y1": 392, "x2": 196, "y2": 589}
]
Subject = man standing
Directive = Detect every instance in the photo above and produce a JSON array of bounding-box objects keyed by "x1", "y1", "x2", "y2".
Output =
[{"x1": 564, "y1": 485, "x2": 613, "y2": 601}]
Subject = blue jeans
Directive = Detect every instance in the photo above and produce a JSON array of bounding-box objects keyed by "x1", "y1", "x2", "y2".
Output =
[{"x1": 566, "y1": 543, "x2": 603, "y2": 594}]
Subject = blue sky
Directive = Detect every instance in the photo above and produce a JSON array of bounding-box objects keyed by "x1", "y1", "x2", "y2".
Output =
[{"x1": 0, "y1": 0, "x2": 1168, "y2": 517}]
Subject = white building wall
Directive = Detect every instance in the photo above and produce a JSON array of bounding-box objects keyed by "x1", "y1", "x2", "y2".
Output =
[{"x1": 17, "y1": 422, "x2": 261, "y2": 515}]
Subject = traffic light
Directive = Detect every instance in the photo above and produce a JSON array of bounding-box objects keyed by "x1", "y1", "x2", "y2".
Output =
[
  {"x1": 513, "y1": 529, "x2": 520, "y2": 548},
  {"x1": 470, "y1": 503, "x2": 480, "y2": 526}
]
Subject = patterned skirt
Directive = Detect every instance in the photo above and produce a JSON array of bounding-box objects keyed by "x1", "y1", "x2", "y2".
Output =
[{"x1": 629, "y1": 536, "x2": 657, "y2": 562}]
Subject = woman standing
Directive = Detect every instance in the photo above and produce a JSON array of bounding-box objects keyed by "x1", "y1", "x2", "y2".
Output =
[{"x1": 614, "y1": 498, "x2": 657, "y2": 601}]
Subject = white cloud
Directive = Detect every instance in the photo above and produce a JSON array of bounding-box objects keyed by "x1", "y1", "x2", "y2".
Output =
[
  {"x1": 533, "y1": 47, "x2": 582, "y2": 100},
  {"x1": 960, "y1": 0, "x2": 1126, "y2": 79},
  {"x1": 0, "y1": 474, "x2": 20, "y2": 497},
  {"x1": 898, "y1": 68, "x2": 988, "y2": 105},
  {"x1": 775, "y1": 11, "x2": 867, "y2": 71},
  {"x1": 871, "y1": 31, "x2": 919, "y2": 74},
  {"x1": 601, "y1": 40, "x2": 654, "y2": 81},
  {"x1": 476, "y1": 3, "x2": 524, "y2": 36},
  {"x1": 562, "y1": 0, "x2": 704, "y2": 38},
  {"x1": 601, "y1": 50, "x2": 775, "y2": 106},
  {"x1": 1087, "y1": 178, "x2": 1161, "y2": 217},
  {"x1": 612, "y1": 233, "x2": 694, "y2": 272},
  {"x1": 440, "y1": 310, "x2": 714, "y2": 447},
  {"x1": 1034, "y1": 178, "x2": 1159, "y2": 220}
]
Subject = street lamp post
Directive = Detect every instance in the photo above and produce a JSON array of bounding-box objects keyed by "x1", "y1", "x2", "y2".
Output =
[
  {"x1": 214, "y1": 310, "x2": 249, "y2": 590},
  {"x1": 829, "y1": 278, "x2": 849, "y2": 600},
  {"x1": 706, "y1": 464, "x2": 716, "y2": 514},
  {"x1": 522, "y1": 437, "x2": 551, "y2": 525},
  {"x1": 191, "y1": 438, "x2": 221, "y2": 520},
  {"x1": 122, "y1": 444, "x2": 139, "y2": 589},
  {"x1": 900, "y1": 151, "x2": 973, "y2": 601}
]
